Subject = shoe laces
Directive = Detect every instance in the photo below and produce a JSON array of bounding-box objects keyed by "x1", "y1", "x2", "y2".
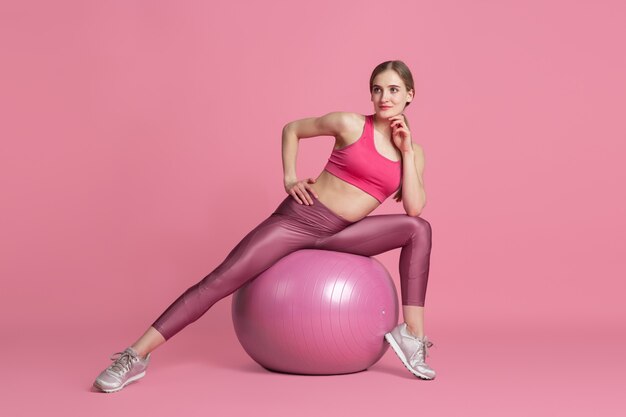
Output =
[
  {"x1": 107, "y1": 350, "x2": 137, "y2": 375},
  {"x1": 409, "y1": 336, "x2": 434, "y2": 364}
]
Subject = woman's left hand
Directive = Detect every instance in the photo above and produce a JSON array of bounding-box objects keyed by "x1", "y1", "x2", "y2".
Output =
[{"x1": 389, "y1": 114, "x2": 412, "y2": 153}]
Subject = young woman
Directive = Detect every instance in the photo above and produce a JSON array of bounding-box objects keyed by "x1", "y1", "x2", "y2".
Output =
[{"x1": 93, "y1": 60, "x2": 436, "y2": 393}]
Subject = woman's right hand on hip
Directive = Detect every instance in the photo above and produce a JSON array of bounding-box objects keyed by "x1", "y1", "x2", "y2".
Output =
[{"x1": 284, "y1": 177, "x2": 318, "y2": 205}]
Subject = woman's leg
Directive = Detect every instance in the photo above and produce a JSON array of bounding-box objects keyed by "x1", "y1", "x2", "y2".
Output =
[
  {"x1": 145, "y1": 213, "x2": 318, "y2": 345},
  {"x1": 315, "y1": 214, "x2": 432, "y2": 338},
  {"x1": 130, "y1": 327, "x2": 165, "y2": 359}
]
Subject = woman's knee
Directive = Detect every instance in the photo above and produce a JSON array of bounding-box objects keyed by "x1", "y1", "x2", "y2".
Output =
[{"x1": 406, "y1": 215, "x2": 432, "y2": 239}]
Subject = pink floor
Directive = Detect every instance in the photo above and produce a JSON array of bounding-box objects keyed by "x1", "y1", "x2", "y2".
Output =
[{"x1": 4, "y1": 302, "x2": 624, "y2": 417}]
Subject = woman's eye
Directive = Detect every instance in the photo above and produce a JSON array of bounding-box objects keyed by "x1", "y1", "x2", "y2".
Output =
[{"x1": 373, "y1": 87, "x2": 398, "y2": 93}]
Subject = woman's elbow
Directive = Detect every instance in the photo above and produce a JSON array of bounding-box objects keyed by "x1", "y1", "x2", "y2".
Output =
[
  {"x1": 406, "y1": 203, "x2": 426, "y2": 217},
  {"x1": 405, "y1": 207, "x2": 422, "y2": 217}
]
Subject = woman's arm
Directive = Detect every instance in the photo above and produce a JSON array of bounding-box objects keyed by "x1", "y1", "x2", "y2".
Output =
[
  {"x1": 281, "y1": 112, "x2": 350, "y2": 203},
  {"x1": 401, "y1": 142, "x2": 427, "y2": 216},
  {"x1": 281, "y1": 112, "x2": 350, "y2": 186},
  {"x1": 281, "y1": 124, "x2": 300, "y2": 187},
  {"x1": 282, "y1": 125, "x2": 316, "y2": 204}
]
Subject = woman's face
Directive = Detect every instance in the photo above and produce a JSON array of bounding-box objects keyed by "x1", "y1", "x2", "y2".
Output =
[{"x1": 371, "y1": 69, "x2": 413, "y2": 118}]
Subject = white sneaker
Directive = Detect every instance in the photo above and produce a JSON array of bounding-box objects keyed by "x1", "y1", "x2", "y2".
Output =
[
  {"x1": 384, "y1": 322, "x2": 436, "y2": 380},
  {"x1": 93, "y1": 347, "x2": 151, "y2": 393}
]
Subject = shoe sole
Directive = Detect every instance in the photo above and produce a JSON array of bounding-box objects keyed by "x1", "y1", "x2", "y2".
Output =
[
  {"x1": 384, "y1": 333, "x2": 435, "y2": 380},
  {"x1": 93, "y1": 371, "x2": 146, "y2": 393}
]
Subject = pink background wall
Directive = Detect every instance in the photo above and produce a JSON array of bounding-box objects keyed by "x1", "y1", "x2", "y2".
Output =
[{"x1": 1, "y1": 0, "x2": 624, "y2": 416}]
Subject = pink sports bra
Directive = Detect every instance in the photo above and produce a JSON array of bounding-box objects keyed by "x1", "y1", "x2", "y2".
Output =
[{"x1": 323, "y1": 114, "x2": 402, "y2": 203}]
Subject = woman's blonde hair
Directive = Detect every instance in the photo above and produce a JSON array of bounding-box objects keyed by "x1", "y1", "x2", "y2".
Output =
[{"x1": 369, "y1": 60, "x2": 415, "y2": 203}]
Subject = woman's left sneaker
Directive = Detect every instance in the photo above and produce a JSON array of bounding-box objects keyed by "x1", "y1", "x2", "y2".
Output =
[
  {"x1": 384, "y1": 322, "x2": 436, "y2": 380},
  {"x1": 93, "y1": 347, "x2": 151, "y2": 393}
]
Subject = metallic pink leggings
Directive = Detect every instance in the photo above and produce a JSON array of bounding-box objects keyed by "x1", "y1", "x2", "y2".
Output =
[{"x1": 151, "y1": 196, "x2": 432, "y2": 341}]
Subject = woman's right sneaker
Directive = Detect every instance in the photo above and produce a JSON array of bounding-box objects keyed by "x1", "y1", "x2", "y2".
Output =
[
  {"x1": 93, "y1": 347, "x2": 151, "y2": 393},
  {"x1": 384, "y1": 322, "x2": 436, "y2": 380}
]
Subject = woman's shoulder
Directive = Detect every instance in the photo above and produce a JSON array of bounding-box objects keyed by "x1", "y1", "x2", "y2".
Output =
[
  {"x1": 322, "y1": 111, "x2": 365, "y2": 127},
  {"x1": 330, "y1": 111, "x2": 369, "y2": 132},
  {"x1": 331, "y1": 111, "x2": 368, "y2": 145}
]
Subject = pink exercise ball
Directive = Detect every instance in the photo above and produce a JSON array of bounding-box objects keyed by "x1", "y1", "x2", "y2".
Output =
[{"x1": 231, "y1": 249, "x2": 399, "y2": 375}]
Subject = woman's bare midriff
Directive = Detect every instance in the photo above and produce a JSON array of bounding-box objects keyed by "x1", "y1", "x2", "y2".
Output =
[{"x1": 308, "y1": 169, "x2": 382, "y2": 222}]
